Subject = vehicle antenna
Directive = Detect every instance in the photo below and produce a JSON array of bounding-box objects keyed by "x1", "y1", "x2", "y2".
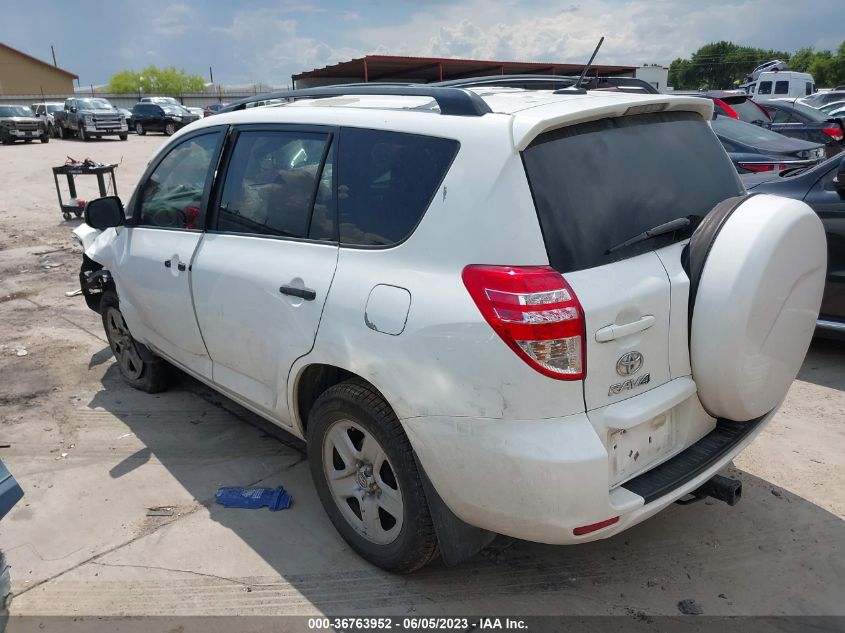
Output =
[{"x1": 575, "y1": 37, "x2": 605, "y2": 90}]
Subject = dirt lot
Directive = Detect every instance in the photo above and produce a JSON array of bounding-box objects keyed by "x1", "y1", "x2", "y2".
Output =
[{"x1": 0, "y1": 135, "x2": 843, "y2": 626}]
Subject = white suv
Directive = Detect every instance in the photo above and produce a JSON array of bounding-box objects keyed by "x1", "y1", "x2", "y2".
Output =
[{"x1": 74, "y1": 84, "x2": 827, "y2": 573}]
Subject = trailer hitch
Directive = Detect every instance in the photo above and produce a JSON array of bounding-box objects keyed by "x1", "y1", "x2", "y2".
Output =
[{"x1": 676, "y1": 474, "x2": 742, "y2": 507}]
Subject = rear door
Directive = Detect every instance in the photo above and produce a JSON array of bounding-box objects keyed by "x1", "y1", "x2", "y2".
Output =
[
  {"x1": 522, "y1": 111, "x2": 745, "y2": 482},
  {"x1": 191, "y1": 125, "x2": 338, "y2": 420}
]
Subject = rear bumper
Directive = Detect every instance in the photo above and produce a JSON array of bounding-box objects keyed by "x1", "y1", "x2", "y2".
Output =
[{"x1": 403, "y1": 407, "x2": 774, "y2": 545}]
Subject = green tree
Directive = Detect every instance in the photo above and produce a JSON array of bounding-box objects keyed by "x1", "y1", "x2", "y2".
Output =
[
  {"x1": 668, "y1": 41, "x2": 789, "y2": 90},
  {"x1": 108, "y1": 66, "x2": 205, "y2": 95}
]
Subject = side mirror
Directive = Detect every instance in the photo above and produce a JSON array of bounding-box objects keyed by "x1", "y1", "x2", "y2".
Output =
[
  {"x1": 84, "y1": 196, "x2": 125, "y2": 230},
  {"x1": 70, "y1": 106, "x2": 77, "y2": 113}
]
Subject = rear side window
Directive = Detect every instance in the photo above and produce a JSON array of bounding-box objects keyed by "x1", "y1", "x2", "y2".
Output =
[
  {"x1": 522, "y1": 112, "x2": 743, "y2": 273},
  {"x1": 217, "y1": 130, "x2": 331, "y2": 239},
  {"x1": 337, "y1": 128, "x2": 458, "y2": 246},
  {"x1": 758, "y1": 81, "x2": 772, "y2": 95},
  {"x1": 775, "y1": 81, "x2": 789, "y2": 95}
]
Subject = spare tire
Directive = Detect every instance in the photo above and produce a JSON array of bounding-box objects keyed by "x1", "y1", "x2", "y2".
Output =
[{"x1": 688, "y1": 193, "x2": 826, "y2": 422}]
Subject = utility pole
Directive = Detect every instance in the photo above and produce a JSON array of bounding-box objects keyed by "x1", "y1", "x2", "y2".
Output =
[
  {"x1": 209, "y1": 66, "x2": 214, "y2": 84},
  {"x1": 51, "y1": 45, "x2": 57, "y2": 67}
]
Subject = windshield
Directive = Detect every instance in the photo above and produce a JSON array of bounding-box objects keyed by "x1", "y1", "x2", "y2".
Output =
[
  {"x1": 522, "y1": 111, "x2": 743, "y2": 272},
  {"x1": 47, "y1": 104, "x2": 63, "y2": 113},
  {"x1": 77, "y1": 99, "x2": 114, "y2": 110},
  {"x1": 711, "y1": 115, "x2": 790, "y2": 143},
  {"x1": 0, "y1": 106, "x2": 33, "y2": 117},
  {"x1": 162, "y1": 106, "x2": 184, "y2": 115}
]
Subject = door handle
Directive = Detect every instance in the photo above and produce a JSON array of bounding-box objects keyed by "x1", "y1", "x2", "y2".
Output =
[
  {"x1": 164, "y1": 259, "x2": 171, "y2": 268},
  {"x1": 279, "y1": 285, "x2": 316, "y2": 301},
  {"x1": 164, "y1": 259, "x2": 187, "y2": 272},
  {"x1": 595, "y1": 315, "x2": 656, "y2": 342}
]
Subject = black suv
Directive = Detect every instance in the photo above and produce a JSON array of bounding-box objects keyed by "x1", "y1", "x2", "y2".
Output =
[{"x1": 131, "y1": 103, "x2": 199, "y2": 136}]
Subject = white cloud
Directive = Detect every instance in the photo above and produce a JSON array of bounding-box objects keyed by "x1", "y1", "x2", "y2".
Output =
[
  {"x1": 152, "y1": 4, "x2": 194, "y2": 36},
  {"x1": 210, "y1": 8, "x2": 364, "y2": 84},
  {"x1": 352, "y1": 0, "x2": 842, "y2": 66}
]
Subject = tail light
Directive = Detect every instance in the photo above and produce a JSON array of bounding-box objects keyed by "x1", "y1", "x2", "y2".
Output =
[
  {"x1": 462, "y1": 265, "x2": 585, "y2": 380},
  {"x1": 822, "y1": 126, "x2": 844, "y2": 141},
  {"x1": 738, "y1": 162, "x2": 786, "y2": 173},
  {"x1": 713, "y1": 99, "x2": 738, "y2": 119}
]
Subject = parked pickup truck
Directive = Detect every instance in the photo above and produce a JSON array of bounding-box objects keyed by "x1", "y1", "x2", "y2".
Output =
[
  {"x1": 0, "y1": 105, "x2": 49, "y2": 144},
  {"x1": 55, "y1": 97, "x2": 128, "y2": 141}
]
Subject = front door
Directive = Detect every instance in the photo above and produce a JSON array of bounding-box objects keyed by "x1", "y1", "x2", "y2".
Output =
[
  {"x1": 191, "y1": 125, "x2": 338, "y2": 421},
  {"x1": 112, "y1": 128, "x2": 225, "y2": 376}
]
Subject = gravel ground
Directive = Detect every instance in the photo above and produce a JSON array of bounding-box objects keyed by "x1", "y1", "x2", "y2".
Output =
[{"x1": 0, "y1": 135, "x2": 843, "y2": 629}]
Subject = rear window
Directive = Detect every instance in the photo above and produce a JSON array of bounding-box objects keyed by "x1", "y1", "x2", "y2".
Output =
[
  {"x1": 522, "y1": 112, "x2": 743, "y2": 273},
  {"x1": 722, "y1": 97, "x2": 771, "y2": 123},
  {"x1": 337, "y1": 128, "x2": 458, "y2": 246}
]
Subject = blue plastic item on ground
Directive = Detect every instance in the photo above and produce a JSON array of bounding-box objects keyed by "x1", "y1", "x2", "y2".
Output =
[{"x1": 215, "y1": 485, "x2": 292, "y2": 511}]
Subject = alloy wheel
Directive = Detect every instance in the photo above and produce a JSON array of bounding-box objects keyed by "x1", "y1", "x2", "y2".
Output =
[
  {"x1": 322, "y1": 420, "x2": 404, "y2": 545},
  {"x1": 104, "y1": 306, "x2": 144, "y2": 380}
]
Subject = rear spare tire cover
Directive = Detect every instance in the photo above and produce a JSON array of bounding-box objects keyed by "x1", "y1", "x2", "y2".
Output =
[{"x1": 690, "y1": 193, "x2": 826, "y2": 421}]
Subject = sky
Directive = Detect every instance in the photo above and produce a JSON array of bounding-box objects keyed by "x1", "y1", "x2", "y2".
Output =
[{"x1": 3, "y1": 0, "x2": 843, "y2": 88}]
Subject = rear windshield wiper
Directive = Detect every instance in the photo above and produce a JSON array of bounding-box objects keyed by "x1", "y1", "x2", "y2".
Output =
[{"x1": 606, "y1": 216, "x2": 693, "y2": 255}]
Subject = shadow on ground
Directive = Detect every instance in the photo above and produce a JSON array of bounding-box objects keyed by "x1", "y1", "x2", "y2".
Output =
[{"x1": 73, "y1": 342, "x2": 845, "y2": 618}]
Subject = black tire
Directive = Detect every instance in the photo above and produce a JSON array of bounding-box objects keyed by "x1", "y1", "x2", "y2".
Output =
[
  {"x1": 119, "y1": 133, "x2": 128, "y2": 141},
  {"x1": 307, "y1": 379, "x2": 438, "y2": 573},
  {"x1": 135, "y1": 122, "x2": 146, "y2": 136},
  {"x1": 79, "y1": 126, "x2": 88, "y2": 142},
  {"x1": 164, "y1": 122, "x2": 176, "y2": 136},
  {"x1": 24, "y1": 139, "x2": 32, "y2": 143},
  {"x1": 101, "y1": 291, "x2": 169, "y2": 393},
  {"x1": 40, "y1": 134, "x2": 49, "y2": 144}
]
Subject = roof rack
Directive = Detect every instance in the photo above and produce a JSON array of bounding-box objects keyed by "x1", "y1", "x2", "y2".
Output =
[
  {"x1": 432, "y1": 74, "x2": 577, "y2": 89},
  {"x1": 432, "y1": 74, "x2": 659, "y2": 95},
  {"x1": 219, "y1": 85, "x2": 492, "y2": 117}
]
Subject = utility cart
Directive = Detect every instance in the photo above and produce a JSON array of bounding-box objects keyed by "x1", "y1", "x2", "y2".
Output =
[{"x1": 52, "y1": 161, "x2": 118, "y2": 220}]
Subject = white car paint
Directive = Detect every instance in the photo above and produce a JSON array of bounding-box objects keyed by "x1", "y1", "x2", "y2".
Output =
[{"x1": 74, "y1": 87, "x2": 824, "y2": 547}]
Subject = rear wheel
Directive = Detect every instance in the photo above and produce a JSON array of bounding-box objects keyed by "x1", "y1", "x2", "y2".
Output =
[
  {"x1": 101, "y1": 291, "x2": 169, "y2": 393},
  {"x1": 307, "y1": 380, "x2": 438, "y2": 573}
]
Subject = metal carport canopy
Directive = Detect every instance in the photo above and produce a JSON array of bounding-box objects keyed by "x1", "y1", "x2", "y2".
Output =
[{"x1": 292, "y1": 55, "x2": 637, "y2": 88}]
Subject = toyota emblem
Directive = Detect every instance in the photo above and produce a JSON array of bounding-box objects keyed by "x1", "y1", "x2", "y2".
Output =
[{"x1": 616, "y1": 351, "x2": 644, "y2": 376}]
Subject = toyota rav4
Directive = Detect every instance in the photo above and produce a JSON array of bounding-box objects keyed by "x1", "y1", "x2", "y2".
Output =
[{"x1": 73, "y1": 83, "x2": 826, "y2": 573}]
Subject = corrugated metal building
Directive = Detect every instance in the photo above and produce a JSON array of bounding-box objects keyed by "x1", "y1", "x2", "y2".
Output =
[{"x1": 0, "y1": 43, "x2": 78, "y2": 95}]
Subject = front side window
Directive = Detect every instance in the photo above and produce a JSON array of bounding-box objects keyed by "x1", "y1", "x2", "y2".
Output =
[
  {"x1": 217, "y1": 130, "x2": 331, "y2": 239},
  {"x1": 774, "y1": 81, "x2": 789, "y2": 95},
  {"x1": 758, "y1": 81, "x2": 772, "y2": 95},
  {"x1": 337, "y1": 128, "x2": 458, "y2": 246},
  {"x1": 136, "y1": 132, "x2": 221, "y2": 229}
]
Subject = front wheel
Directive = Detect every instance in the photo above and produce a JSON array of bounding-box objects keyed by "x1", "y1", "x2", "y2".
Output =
[
  {"x1": 79, "y1": 127, "x2": 88, "y2": 142},
  {"x1": 101, "y1": 291, "x2": 169, "y2": 393},
  {"x1": 307, "y1": 380, "x2": 438, "y2": 573},
  {"x1": 40, "y1": 134, "x2": 49, "y2": 144},
  {"x1": 119, "y1": 133, "x2": 128, "y2": 141},
  {"x1": 135, "y1": 122, "x2": 145, "y2": 136},
  {"x1": 164, "y1": 122, "x2": 176, "y2": 136}
]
